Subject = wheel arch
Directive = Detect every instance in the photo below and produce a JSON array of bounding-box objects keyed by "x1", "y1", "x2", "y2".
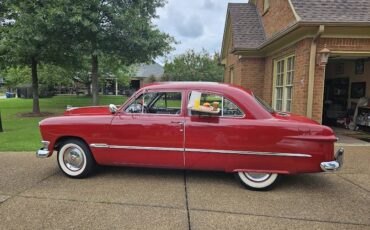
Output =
[{"x1": 54, "y1": 136, "x2": 90, "y2": 153}]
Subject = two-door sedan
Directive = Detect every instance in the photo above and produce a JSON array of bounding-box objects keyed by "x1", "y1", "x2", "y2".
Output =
[{"x1": 36, "y1": 82, "x2": 343, "y2": 190}]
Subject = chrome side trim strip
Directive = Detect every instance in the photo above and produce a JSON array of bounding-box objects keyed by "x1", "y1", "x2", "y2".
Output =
[
  {"x1": 186, "y1": 148, "x2": 311, "y2": 158},
  {"x1": 89, "y1": 143, "x2": 311, "y2": 158},
  {"x1": 109, "y1": 145, "x2": 184, "y2": 152},
  {"x1": 90, "y1": 143, "x2": 109, "y2": 148}
]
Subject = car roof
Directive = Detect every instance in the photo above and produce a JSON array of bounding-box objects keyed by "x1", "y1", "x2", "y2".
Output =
[
  {"x1": 130, "y1": 81, "x2": 272, "y2": 119},
  {"x1": 141, "y1": 82, "x2": 253, "y2": 95}
]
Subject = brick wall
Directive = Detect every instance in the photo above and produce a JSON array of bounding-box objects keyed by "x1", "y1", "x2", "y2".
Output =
[
  {"x1": 262, "y1": 56, "x2": 273, "y2": 105},
  {"x1": 239, "y1": 58, "x2": 265, "y2": 98},
  {"x1": 224, "y1": 52, "x2": 241, "y2": 85},
  {"x1": 255, "y1": 0, "x2": 296, "y2": 39},
  {"x1": 292, "y1": 39, "x2": 311, "y2": 116}
]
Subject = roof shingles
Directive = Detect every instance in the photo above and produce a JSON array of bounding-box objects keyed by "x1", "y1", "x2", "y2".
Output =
[
  {"x1": 226, "y1": 1, "x2": 370, "y2": 50},
  {"x1": 291, "y1": 0, "x2": 370, "y2": 23},
  {"x1": 228, "y1": 3, "x2": 266, "y2": 49}
]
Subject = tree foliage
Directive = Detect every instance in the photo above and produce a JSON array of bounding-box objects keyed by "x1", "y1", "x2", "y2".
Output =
[
  {"x1": 0, "y1": 0, "x2": 78, "y2": 113},
  {"x1": 59, "y1": 0, "x2": 174, "y2": 105},
  {"x1": 164, "y1": 50, "x2": 223, "y2": 82},
  {"x1": 1, "y1": 66, "x2": 30, "y2": 91},
  {"x1": 0, "y1": 0, "x2": 173, "y2": 111}
]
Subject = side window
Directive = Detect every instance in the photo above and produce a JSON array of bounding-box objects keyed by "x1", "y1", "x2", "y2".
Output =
[
  {"x1": 188, "y1": 91, "x2": 244, "y2": 117},
  {"x1": 125, "y1": 92, "x2": 182, "y2": 115},
  {"x1": 150, "y1": 92, "x2": 182, "y2": 115},
  {"x1": 223, "y1": 98, "x2": 244, "y2": 117},
  {"x1": 125, "y1": 94, "x2": 144, "y2": 113}
]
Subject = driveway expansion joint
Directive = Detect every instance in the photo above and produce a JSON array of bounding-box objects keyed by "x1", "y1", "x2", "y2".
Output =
[
  {"x1": 0, "y1": 171, "x2": 59, "y2": 206},
  {"x1": 183, "y1": 170, "x2": 192, "y2": 230},
  {"x1": 15, "y1": 194, "x2": 184, "y2": 211},
  {"x1": 191, "y1": 208, "x2": 370, "y2": 227}
]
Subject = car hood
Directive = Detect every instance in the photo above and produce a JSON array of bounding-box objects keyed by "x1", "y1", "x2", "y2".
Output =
[
  {"x1": 63, "y1": 106, "x2": 112, "y2": 116},
  {"x1": 272, "y1": 112, "x2": 319, "y2": 125}
]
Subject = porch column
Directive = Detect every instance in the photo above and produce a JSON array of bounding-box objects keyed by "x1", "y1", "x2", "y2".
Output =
[
  {"x1": 307, "y1": 25, "x2": 324, "y2": 119},
  {"x1": 312, "y1": 64, "x2": 326, "y2": 124}
]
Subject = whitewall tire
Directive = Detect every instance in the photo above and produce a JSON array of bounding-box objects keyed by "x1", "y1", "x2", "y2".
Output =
[
  {"x1": 236, "y1": 172, "x2": 280, "y2": 190},
  {"x1": 57, "y1": 139, "x2": 95, "y2": 178}
]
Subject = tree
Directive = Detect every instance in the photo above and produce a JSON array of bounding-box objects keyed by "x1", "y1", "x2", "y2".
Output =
[
  {"x1": 164, "y1": 50, "x2": 224, "y2": 82},
  {"x1": 63, "y1": 0, "x2": 174, "y2": 105},
  {"x1": 38, "y1": 64, "x2": 74, "y2": 95},
  {"x1": 67, "y1": 55, "x2": 136, "y2": 96},
  {"x1": 0, "y1": 0, "x2": 173, "y2": 112},
  {"x1": 0, "y1": 1, "x2": 77, "y2": 113}
]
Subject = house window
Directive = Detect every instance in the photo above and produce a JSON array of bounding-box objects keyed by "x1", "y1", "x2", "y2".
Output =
[
  {"x1": 273, "y1": 55, "x2": 295, "y2": 112},
  {"x1": 230, "y1": 67, "x2": 234, "y2": 84},
  {"x1": 263, "y1": 0, "x2": 270, "y2": 13}
]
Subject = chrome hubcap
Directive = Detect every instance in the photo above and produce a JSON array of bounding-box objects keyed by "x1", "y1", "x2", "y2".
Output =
[
  {"x1": 244, "y1": 173, "x2": 270, "y2": 182},
  {"x1": 63, "y1": 147, "x2": 85, "y2": 171}
]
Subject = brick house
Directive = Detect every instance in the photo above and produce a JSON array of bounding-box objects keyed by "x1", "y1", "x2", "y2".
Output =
[{"x1": 221, "y1": 0, "x2": 370, "y2": 124}]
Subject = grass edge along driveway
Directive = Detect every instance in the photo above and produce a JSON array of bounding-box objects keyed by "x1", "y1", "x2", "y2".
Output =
[{"x1": 0, "y1": 95, "x2": 126, "y2": 151}]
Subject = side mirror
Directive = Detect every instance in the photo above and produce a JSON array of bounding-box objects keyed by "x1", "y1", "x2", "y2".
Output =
[{"x1": 109, "y1": 104, "x2": 118, "y2": 114}]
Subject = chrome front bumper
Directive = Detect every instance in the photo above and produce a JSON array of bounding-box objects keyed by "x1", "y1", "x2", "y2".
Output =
[
  {"x1": 320, "y1": 147, "x2": 344, "y2": 172},
  {"x1": 36, "y1": 141, "x2": 51, "y2": 158}
]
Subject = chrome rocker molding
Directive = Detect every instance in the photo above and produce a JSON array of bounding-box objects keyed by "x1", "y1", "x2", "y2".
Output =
[
  {"x1": 90, "y1": 143, "x2": 312, "y2": 158},
  {"x1": 36, "y1": 141, "x2": 51, "y2": 158},
  {"x1": 320, "y1": 147, "x2": 344, "y2": 172}
]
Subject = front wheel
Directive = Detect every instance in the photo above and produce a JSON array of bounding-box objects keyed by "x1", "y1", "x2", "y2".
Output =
[
  {"x1": 57, "y1": 139, "x2": 95, "y2": 178},
  {"x1": 236, "y1": 172, "x2": 280, "y2": 191}
]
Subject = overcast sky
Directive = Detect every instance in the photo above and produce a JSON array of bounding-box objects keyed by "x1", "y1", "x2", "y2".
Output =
[{"x1": 154, "y1": 0, "x2": 246, "y2": 63}]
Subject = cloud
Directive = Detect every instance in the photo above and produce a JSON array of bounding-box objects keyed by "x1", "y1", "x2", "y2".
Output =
[
  {"x1": 154, "y1": 0, "x2": 246, "y2": 61},
  {"x1": 177, "y1": 15, "x2": 204, "y2": 38},
  {"x1": 202, "y1": 0, "x2": 217, "y2": 10}
]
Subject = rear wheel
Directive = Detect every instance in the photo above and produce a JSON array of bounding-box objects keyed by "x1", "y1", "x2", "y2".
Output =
[
  {"x1": 57, "y1": 139, "x2": 95, "y2": 178},
  {"x1": 236, "y1": 172, "x2": 280, "y2": 191}
]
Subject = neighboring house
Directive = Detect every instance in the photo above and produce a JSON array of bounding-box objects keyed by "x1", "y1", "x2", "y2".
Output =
[
  {"x1": 103, "y1": 62, "x2": 164, "y2": 96},
  {"x1": 130, "y1": 62, "x2": 164, "y2": 90},
  {"x1": 221, "y1": 0, "x2": 370, "y2": 124}
]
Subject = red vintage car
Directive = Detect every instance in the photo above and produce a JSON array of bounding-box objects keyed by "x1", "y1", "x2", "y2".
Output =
[{"x1": 36, "y1": 82, "x2": 343, "y2": 190}]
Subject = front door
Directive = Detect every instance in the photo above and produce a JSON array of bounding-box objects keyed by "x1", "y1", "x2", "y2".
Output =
[{"x1": 109, "y1": 91, "x2": 185, "y2": 168}]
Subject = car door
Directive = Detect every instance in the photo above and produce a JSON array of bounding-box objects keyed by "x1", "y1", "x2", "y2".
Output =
[
  {"x1": 108, "y1": 90, "x2": 185, "y2": 168},
  {"x1": 184, "y1": 91, "x2": 247, "y2": 170}
]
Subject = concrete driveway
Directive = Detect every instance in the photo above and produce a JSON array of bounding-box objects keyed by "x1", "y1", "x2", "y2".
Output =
[{"x1": 0, "y1": 146, "x2": 369, "y2": 229}]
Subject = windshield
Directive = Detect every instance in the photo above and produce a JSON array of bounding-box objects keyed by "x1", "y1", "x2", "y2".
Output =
[{"x1": 254, "y1": 95, "x2": 275, "y2": 113}]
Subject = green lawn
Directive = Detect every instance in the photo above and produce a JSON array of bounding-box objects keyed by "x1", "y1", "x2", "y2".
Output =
[{"x1": 0, "y1": 95, "x2": 127, "y2": 151}]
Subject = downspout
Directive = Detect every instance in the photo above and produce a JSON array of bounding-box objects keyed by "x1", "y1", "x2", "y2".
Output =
[{"x1": 307, "y1": 25, "x2": 324, "y2": 118}]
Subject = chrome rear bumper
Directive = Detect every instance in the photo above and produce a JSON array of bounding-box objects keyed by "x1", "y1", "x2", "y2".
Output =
[
  {"x1": 320, "y1": 147, "x2": 344, "y2": 172},
  {"x1": 36, "y1": 141, "x2": 51, "y2": 158}
]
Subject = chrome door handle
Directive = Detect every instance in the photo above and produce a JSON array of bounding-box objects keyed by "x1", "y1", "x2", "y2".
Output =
[{"x1": 171, "y1": 121, "x2": 185, "y2": 125}]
